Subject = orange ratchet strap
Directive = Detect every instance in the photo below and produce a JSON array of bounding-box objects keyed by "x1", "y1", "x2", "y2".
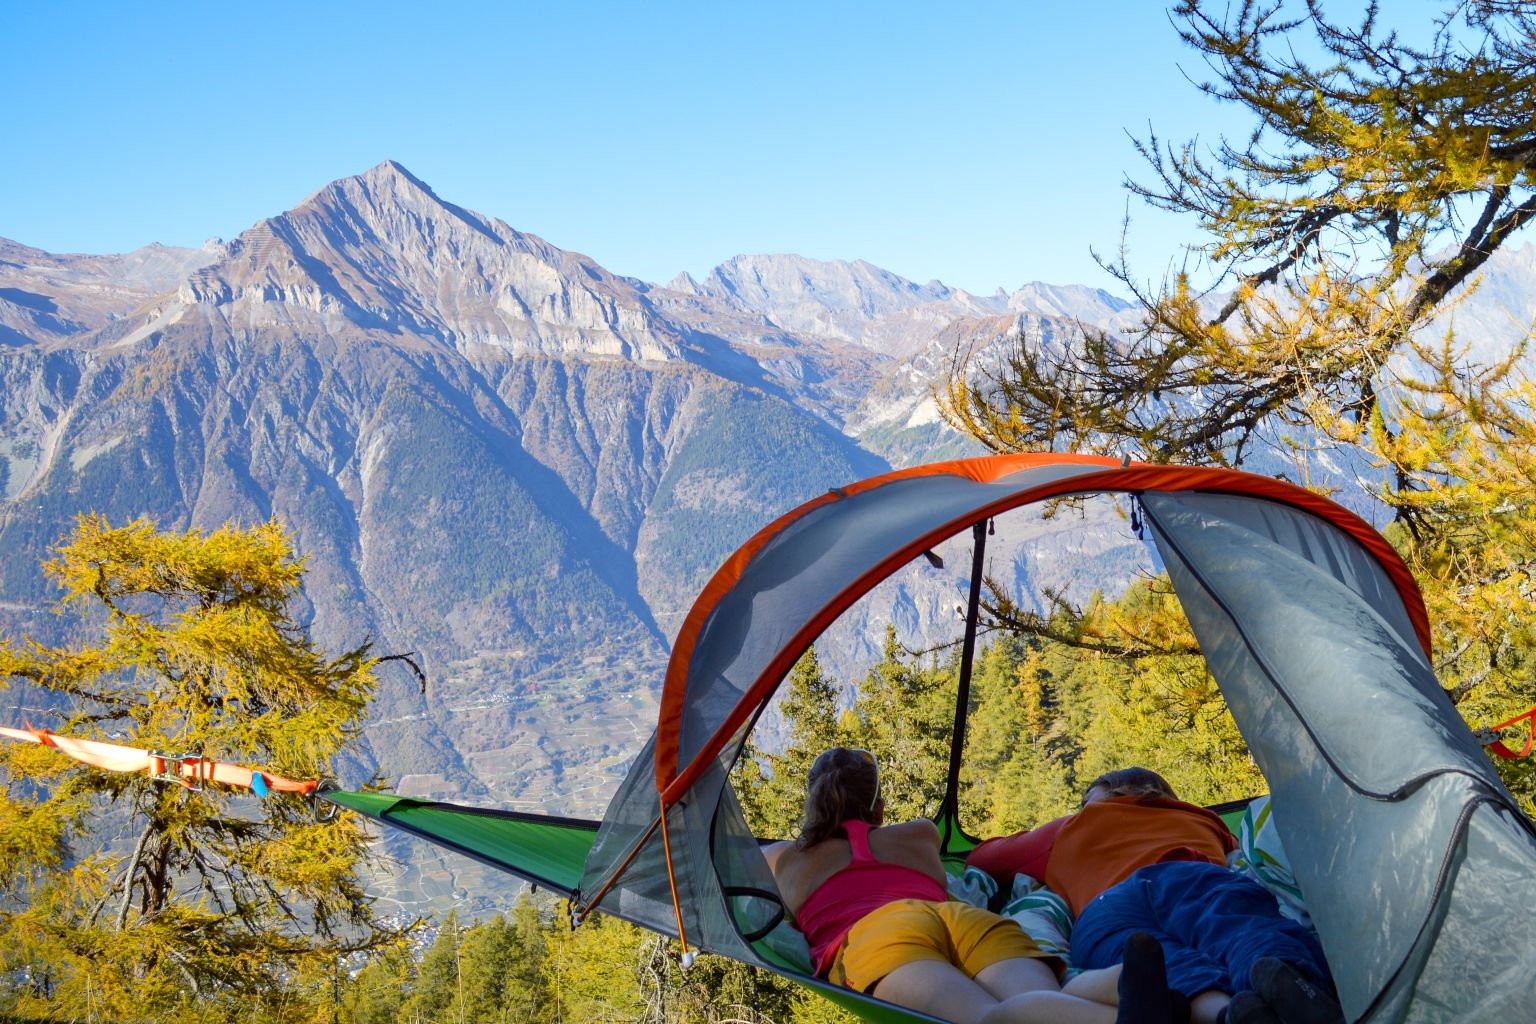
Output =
[
  {"x1": 0, "y1": 725, "x2": 318, "y2": 795},
  {"x1": 1477, "y1": 704, "x2": 1536, "y2": 760}
]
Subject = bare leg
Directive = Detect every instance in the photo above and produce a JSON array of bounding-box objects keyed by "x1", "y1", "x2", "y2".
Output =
[
  {"x1": 872, "y1": 960, "x2": 1117, "y2": 1024},
  {"x1": 871, "y1": 959, "x2": 1007, "y2": 1024},
  {"x1": 976, "y1": 958, "x2": 1125, "y2": 1009},
  {"x1": 983, "y1": 992, "x2": 1118, "y2": 1024},
  {"x1": 1062, "y1": 964, "x2": 1122, "y2": 1006},
  {"x1": 972, "y1": 957, "x2": 1059, "y2": 1000},
  {"x1": 1191, "y1": 990, "x2": 1231, "y2": 1024}
]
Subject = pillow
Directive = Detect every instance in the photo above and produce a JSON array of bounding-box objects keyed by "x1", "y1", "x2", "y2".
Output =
[
  {"x1": 999, "y1": 872, "x2": 1074, "y2": 962},
  {"x1": 952, "y1": 866, "x2": 1073, "y2": 965},
  {"x1": 948, "y1": 863, "x2": 999, "y2": 909},
  {"x1": 1231, "y1": 794, "x2": 1312, "y2": 926}
]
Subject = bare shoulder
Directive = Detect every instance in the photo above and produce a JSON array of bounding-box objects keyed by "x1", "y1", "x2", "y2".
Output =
[
  {"x1": 762, "y1": 839, "x2": 793, "y2": 872},
  {"x1": 872, "y1": 818, "x2": 941, "y2": 857},
  {"x1": 885, "y1": 818, "x2": 940, "y2": 843},
  {"x1": 869, "y1": 818, "x2": 946, "y2": 882}
]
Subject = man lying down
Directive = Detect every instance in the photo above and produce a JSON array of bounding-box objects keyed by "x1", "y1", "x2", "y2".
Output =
[{"x1": 963, "y1": 768, "x2": 1342, "y2": 1024}]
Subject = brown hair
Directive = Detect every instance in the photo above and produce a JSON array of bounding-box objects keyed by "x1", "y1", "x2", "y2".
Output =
[
  {"x1": 1082, "y1": 766, "x2": 1177, "y2": 806},
  {"x1": 794, "y1": 748, "x2": 881, "y2": 849}
]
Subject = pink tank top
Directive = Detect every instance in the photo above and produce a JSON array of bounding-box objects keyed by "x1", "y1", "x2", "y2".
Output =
[{"x1": 795, "y1": 820, "x2": 949, "y2": 976}]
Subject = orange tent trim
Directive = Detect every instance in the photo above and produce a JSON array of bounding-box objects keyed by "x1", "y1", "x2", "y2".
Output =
[{"x1": 655, "y1": 457, "x2": 1431, "y2": 802}]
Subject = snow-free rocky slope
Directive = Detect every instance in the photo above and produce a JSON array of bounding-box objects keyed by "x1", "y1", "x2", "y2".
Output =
[{"x1": 4, "y1": 161, "x2": 1533, "y2": 914}]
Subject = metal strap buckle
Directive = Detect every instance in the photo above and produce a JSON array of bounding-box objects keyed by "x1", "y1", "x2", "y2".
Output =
[{"x1": 150, "y1": 752, "x2": 204, "y2": 791}]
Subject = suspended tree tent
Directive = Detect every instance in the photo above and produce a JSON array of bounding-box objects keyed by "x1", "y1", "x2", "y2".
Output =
[
  {"x1": 10, "y1": 454, "x2": 1531, "y2": 1018},
  {"x1": 513, "y1": 457, "x2": 1536, "y2": 1024},
  {"x1": 214, "y1": 455, "x2": 1536, "y2": 1019}
]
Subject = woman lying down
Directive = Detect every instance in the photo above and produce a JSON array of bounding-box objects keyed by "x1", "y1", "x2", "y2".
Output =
[{"x1": 764, "y1": 748, "x2": 1183, "y2": 1024}]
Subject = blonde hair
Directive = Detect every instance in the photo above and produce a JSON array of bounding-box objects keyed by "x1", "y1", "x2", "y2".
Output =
[{"x1": 795, "y1": 748, "x2": 880, "y2": 849}]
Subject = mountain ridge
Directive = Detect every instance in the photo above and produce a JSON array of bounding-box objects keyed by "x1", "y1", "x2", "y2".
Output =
[
  {"x1": 5, "y1": 160, "x2": 1536, "y2": 916},
  {"x1": 0, "y1": 164, "x2": 907, "y2": 827},
  {"x1": 165, "y1": 161, "x2": 688, "y2": 363}
]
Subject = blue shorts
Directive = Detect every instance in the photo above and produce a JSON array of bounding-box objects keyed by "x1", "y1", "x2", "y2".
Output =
[{"x1": 1071, "y1": 861, "x2": 1331, "y2": 998}]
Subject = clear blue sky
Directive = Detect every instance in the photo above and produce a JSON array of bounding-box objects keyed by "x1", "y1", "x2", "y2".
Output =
[{"x1": 0, "y1": 2, "x2": 1415, "y2": 294}]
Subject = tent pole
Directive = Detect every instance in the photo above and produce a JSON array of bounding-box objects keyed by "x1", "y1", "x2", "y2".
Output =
[{"x1": 938, "y1": 519, "x2": 987, "y2": 848}]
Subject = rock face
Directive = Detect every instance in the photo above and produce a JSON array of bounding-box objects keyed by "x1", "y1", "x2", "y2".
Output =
[
  {"x1": 669, "y1": 255, "x2": 1137, "y2": 362},
  {"x1": 174, "y1": 162, "x2": 687, "y2": 362},
  {"x1": 8, "y1": 163, "x2": 1530, "y2": 757},
  {"x1": 0, "y1": 163, "x2": 902, "y2": 822},
  {"x1": 0, "y1": 237, "x2": 219, "y2": 346},
  {"x1": 0, "y1": 166, "x2": 894, "y2": 816},
  {"x1": 6, "y1": 161, "x2": 1531, "y2": 913}
]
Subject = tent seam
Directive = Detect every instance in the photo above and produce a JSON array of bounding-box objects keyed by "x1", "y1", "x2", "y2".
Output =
[
  {"x1": 1357, "y1": 795, "x2": 1495, "y2": 1021},
  {"x1": 1142, "y1": 499, "x2": 1504, "y2": 806},
  {"x1": 662, "y1": 467, "x2": 1431, "y2": 803}
]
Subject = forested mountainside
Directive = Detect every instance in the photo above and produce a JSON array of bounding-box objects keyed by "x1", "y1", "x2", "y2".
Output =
[
  {"x1": 0, "y1": 162, "x2": 1138, "y2": 820},
  {"x1": 3, "y1": 160, "x2": 1535, "y2": 913}
]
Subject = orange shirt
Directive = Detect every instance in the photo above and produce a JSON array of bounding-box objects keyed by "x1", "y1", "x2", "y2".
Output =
[
  {"x1": 967, "y1": 814, "x2": 1070, "y2": 882},
  {"x1": 1045, "y1": 797, "x2": 1236, "y2": 917}
]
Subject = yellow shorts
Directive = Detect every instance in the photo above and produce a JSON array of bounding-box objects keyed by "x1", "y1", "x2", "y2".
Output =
[{"x1": 827, "y1": 899, "x2": 1058, "y2": 993}]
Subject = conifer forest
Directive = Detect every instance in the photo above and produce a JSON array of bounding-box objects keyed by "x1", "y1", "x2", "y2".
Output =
[{"x1": 5, "y1": 2, "x2": 1536, "y2": 1021}]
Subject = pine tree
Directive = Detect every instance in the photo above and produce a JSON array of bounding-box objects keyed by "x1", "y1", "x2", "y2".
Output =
[
  {"x1": 845, "y1": 625, "x2": 953, "y2": 822},
  {"x1": 401, "y1": 910, "x2": 461, "y2": 1024},
  {"x1": 541, "y1": 907, "x2": 648, "y2": 1023},
  {"x1": 452, "y1": 915, "x2": 513, "y2": 1024},
  {"x1": 0, "y1": 515, "x2": 413, "y2": 1022},
  {"x1": 737, "y1": 646, "x2": 844, "y2": 837},
  {"x1": 943, "y1": 1, "x2": 1536, "y2": 810},
  {"x1": 947, "y1": 1, "x2": 1536, "y2": 468},
  {"x1": 503, "y1": 894, "x2": 552, "y2": 1023},
  {"x1": 957, "y1": 635, "x2": 1074, "y2": 835},
  {"x1": 343, "y1": 944, "x2": 414, "y2": 1024}
]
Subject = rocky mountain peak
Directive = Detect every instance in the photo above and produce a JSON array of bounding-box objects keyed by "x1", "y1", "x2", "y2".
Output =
[
  {"x1": 0, "y1": 236, "x2": 218, "y2": 346},
  {"x1": 692, "y1": 253, "x2": 955, "y2": 318},
  {"x1": 675, "y1": 253, "x2": 1013, "y2": 358},
  {"x1": 170, "y1": 163, "x2": 683, "y2": 361},
  {"x1": 363, "y1": 158, "x2": 434, "y2": 193},
  {"x1": 294, "y1": 159, "x2": 503, "y2": 249},
  {"x1": 1006, "y1": 281, "x2": 1136, "y2": 323}
]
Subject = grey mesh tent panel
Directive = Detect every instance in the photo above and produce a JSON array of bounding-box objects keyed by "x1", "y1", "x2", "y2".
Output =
[
  {"x1": 659, "y1": 461, "x2": 1115, "y2": 787},
  {"x1": 576, "y1": 455, "x2": 1536, "y2": 1021},
  {"x1": 581, "y1": 459, "x2": 1143, "y2": 955},
  {"x1": 580, "y1": 731, "x2": 776, "y2": 962},
  {"x1": 1141, "y1": 492, "x2": 1536, "y2": 1020}
]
